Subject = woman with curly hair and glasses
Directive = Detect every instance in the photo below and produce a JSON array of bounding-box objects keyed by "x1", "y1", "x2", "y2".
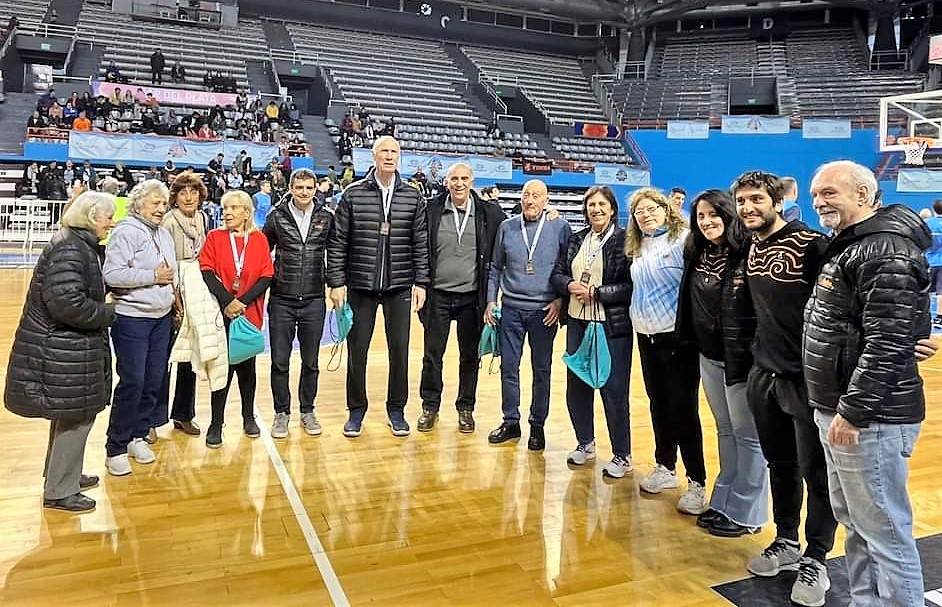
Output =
[{"x1": 626, "y1": 186, "x2": 706, "y2": 515}]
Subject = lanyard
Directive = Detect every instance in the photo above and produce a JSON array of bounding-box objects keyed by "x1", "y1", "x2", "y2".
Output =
[
  {"x1": 519, "y1": 212, "x2": 546, "y2": 264},
  {"x1": 381, "y1": 184, "x2": 393, "y2": 221},
  {"x1": 452, "y1": 199, "x2": 472, "y2": 245},
  {"x1": 229, "y1": 232, "x2": 248, "y2": 279},
  {"x1": 584, "y1": 225, "x2": 615, "y2": 268}
]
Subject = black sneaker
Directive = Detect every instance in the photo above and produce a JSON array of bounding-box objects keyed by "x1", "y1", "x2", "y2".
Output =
[
  {"x1": 527, "y1": 424, "x2": 545, "y2": 451},
  {"x1": 79, "y1": 474, "x2": 100, "y2": 490},
  {"x1": 243, "y1": 417, "x2": 261, "y2": 438},
  {"x1": 708, "y1": 516, "x2": 761, "y2": 538},
  {"x1": 416, "y1": 408, "x2": 438, "y2": 432},
  {"x1": 388, "y1": 410, "x2": 411, "y2": 437},
  {"x1": 43, "y1": 493, "x2": 96, "y2": 513},
  {"x1": 488, "y1": 421, "x2": 521, "y2": 444},
  {"x1": 457, "y1": 410, "x2": 475, "y2": 433},
  {"x1": 696, "y1": 509, "x2": 723, "y2": 529},
  {"x1": 206, "y1": 425, "x2": 223, "y2": 449}
]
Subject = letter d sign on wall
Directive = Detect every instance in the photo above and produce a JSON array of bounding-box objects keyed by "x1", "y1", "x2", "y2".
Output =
[{"x1": 762, "y1": 17, "x2": 775, "y2": 30}]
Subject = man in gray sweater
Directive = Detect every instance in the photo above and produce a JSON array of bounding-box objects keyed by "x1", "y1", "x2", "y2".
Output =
[{"x1": 485, "y1": 179, "x2": 571, "y2": 450}]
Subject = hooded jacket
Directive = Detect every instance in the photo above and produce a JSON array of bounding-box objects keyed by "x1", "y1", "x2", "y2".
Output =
[{"x1": 803, "y1": 204, "x2": 931, "y2": 427}]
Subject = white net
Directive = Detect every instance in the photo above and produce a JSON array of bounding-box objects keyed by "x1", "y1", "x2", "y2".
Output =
[{"x1": 902, "y1": 139, "x2": 931, "y2": 166}]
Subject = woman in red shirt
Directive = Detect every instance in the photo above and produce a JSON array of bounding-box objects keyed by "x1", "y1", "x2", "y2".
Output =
[{"x1": 199, "y1": 190, "x2": 273, "y2": 448}]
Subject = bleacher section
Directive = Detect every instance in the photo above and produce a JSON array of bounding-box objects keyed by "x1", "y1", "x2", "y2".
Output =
[
  {"x1": 0, "y1": 0, "x2": 49, "y2": 28},
  {"x1": 397, "y1": 125, "x2": 544, "y2": 157},
  {"x1": 287, "y1": 23, "x2": 486, "y2": 136},
  {"x1": 552, "y1": 136, "x2": 628, "y2": 164},
  {"x1": 76, "y1": 4, "x2": 267, "y2": 92},
  {"x1": 461, "y1": 47, "x2": 608, "y2": 124}
]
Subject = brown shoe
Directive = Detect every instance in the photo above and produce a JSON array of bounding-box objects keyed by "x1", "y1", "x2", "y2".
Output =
[
  {"x1": 173, "y1": 419, "x2": 201, "y2": 436},
  {"x1": 416, "y1": 408, "x2": 438, "y2": 432},
  {"x1": 458, "y1": 410, "x2": 475, "y2": 434},
  {"x1": 143, "y1": 427, "x2": 158, "y2": 444}
]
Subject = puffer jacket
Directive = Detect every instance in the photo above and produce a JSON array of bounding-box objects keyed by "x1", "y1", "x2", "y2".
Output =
[
  {"x1": 551, "y1": 225, "x2": 632, "y2": 337},
  {"x1": 170, "y1": 259, "x2": 228, "y2": 391},
  {"x1": 676, "y1": 243, "x2": 756, "y2": 386},
  {"x1": 262, "y1": 199, "x2": 333, "y2": 300},
  {"x1": 803, "y1": 204, "x2": 931, "y2": 427},
  {"x1": 425, "y1": 189, "x2": 506, "y2": 315},
  {"x1": 326, "y1": 169, "x2": 429, "y2": 291},
  {"x1": 5, "y1": 228, "x2": 116, "y2": 421}
]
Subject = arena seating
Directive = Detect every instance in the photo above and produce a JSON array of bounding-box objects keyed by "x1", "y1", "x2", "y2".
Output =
[
  {"x1": 286, "y1": 22, "x2": 488, "y2": 135},
  {"x1": 460, "y1": 46, "x2": 608, "y2": 124},
  {"x1": 552, "y1": 135, "x2": 629, "y2": 164},
  {"x1": 0, "y1": 0, "x2": 48, "y2": 29},
  {"x1": 396, "y1": 125, "x2": 544, "y2": 157},
  {"x1": 76, "y1": 4, "x2": 268, "y2": 92}
]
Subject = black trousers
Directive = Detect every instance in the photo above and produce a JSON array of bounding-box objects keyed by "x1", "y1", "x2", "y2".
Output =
[
  {"x1": 636, "y1": 331, "x2": 706, "y2": 484},
  {"x1": 169, "y1": 362, "x2": 197, "y2": 422},
  {"x1": 268, "y1": 296, "x2": 326, "y2": 415},
  {"x1": 419, "y1": 289, "x2": 481, "y2": 412},
  {"x1": 747, "y1": 365, "x2": 837, "y2": 563},
  {"x1": 209, "y1": 357, "x2": 257, "y2": 429},
  {"x1": 346, "y1": 288, "x2": 412, "y2": 413}
]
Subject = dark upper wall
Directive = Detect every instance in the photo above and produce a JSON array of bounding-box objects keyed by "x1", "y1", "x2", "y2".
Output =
[{"x1": 239, "y1": 0, "x2": 604, "y2": 56}]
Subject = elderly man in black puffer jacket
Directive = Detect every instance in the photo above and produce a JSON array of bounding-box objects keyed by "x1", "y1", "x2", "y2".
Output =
[
  {"x1": 326, "y1": 136, "x2": 429, "y2": 438},
  {"x1": 803, "y1": 160, "x2": 930, "y2": 607}
]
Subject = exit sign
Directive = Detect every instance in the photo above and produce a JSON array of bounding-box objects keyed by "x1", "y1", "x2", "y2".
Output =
[
  {"x1": 40, "y1": 42, "x2": 51, "y2": 51},
  {"x1": 290, "y1": 67, "x2": 300, "y2": 75}
]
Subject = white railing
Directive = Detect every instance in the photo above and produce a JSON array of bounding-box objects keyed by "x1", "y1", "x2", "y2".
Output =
[
  {"x1": 0, "y1": 198, "x2": 69, "y2": 251},
  {"x1": 478, "y1": 73, "x2": 507, "y2": 114},
  {"x1": 17, "y1": 23, "x2": 77, "y2": 39}
]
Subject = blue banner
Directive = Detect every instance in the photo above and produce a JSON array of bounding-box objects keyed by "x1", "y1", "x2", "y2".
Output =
[
  {"x1": 667, "y1": 120, "x2": 710, "y2": 139},
  {"x1": 897, "y1": 169, "x2": 942, "y2": 193},
  {"x1": 68, "y1": 132, "x2": 281, "y2": 167},
  {"x1": 351, "y1": 148, "x2": 512, "y2": 181},
  {"x1": 802, "y1": 119, "x2": 852, "y2": 139},
  {"x1": 594, "y1": 165, "x2": 651, "y2": 186},
  {"x1": 721, "y1": 115, "x2": 790, "y2": 135}
]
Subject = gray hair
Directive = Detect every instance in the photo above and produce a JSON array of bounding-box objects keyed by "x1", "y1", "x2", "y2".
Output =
[
  {"x1": 445, "y1": 162, "x2": 474, "y2": 179},
  {"x1": 220, "y1": 189, "x2": 258, "y2": 233},
  {"x1": 61, "y1": 191, "x2": 117, "y2": 231},
  {"x1": 814, "y1": 160, "x2": 878, "y2": 207},
  {"x1": 98, "y1": 176, "x2": 121, "y2": 195},
  {"x1": 127, "y1": 179, "x2": 170, "y2": 213},
  {"x1": 289, "y1": 168, "x2": 317, "y2": 187},
  {"x1": 371, "y1": 135, "x2": 399, "y2": 154}
]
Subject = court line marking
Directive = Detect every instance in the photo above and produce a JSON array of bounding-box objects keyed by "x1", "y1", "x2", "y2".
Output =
[{"x1": 256, "y1": 405, "x2": 351, "y2": 607}]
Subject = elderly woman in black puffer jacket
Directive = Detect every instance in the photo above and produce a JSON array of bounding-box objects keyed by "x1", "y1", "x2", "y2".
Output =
[{"x1": 4, "y1": 191, "x2": 117, "y2": 513}]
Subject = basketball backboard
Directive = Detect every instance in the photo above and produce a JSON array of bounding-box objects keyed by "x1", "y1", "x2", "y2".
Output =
[{"x1": 879, "y1": 89, "x2": 942, "y2": 152}]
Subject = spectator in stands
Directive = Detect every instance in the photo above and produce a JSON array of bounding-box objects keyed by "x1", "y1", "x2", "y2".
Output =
[
  {"x1": 265, "y1": 101, "x2": 280, "y2": 126},
  {"x1": 78, "y1": 92, "x2": 93, "y2": 115},
  {"x1": 315, "y1": 177, "x2": 333, "y2": 206},
  {"x1": 326, "y1": 165, "x2": 337, "y2": 185},
  {"x1": 208, "y1": 153, "x2": 224, "y2": 177},
  {"x1": 199, "y1": 190, "x2": 273, "y2": 447},
  {"x1": 72, "y1": 111, "x2": 92, "y2": 132},
  {"x1": 339, "y1": 165, "x2": 355, "y2": 189},
  {"x1": 669, "y1": 187, "x2": 687, "y2": 213},
  {"x1": 780, "y1": 176, "x2": 802, "y2": 222},
  {"x1": 63, "y1": 160, "x2": 76, "y2": 187},
  {"x1": 104, "y1": 62, "x2": 122, "y2": 83},
  {"x1": 27, "y1": 110, "x2": 46, "y2": 129},
  {"x1": 341, "y1": 113, "x2": 353, "y2": 134},
  {"x1": 326, "y1": 136, "x2": 430, "y2": 438},
  {"x1": 63, "y1": 101, "x2": 78, "y2": 126},
  {"x1": 102, "y1": 180, "x2": 176, "y2": 475},
  {"x1": 170, "y1": 61, "x2": 186, "y2": 84},
  {"x1": 134, "y1": 88, "x2": 147, "y2": 105},
  {"x1": 150, "y1": 49, "x2": 165, "y2": 85},
  {"x1": 288, "y1": 104, "x2": 301, "y2": 129},
  {"x1": 37, "y1": 88, "x2": 56, "y2": 111},
  {"x1": 113, "y1": 163, "x2": 135, "y2": 192},
  {"x1": 196, "y1": 123, "x2": 215, "y2": 140},
  {"x1": 121, "y1": 90, "x2": 134, "y2": 112},
  {"x1": 4, "y1": 190, "x2": 117, "y2": 513},
  {"x1": 78, "y1": 160, "x2": 97, "y2": 190},
  {"x1": 47, "y1": 102, "x2": 64, "y2": 127},
  {"x1": 226, "y1": 167, "x2": 243, "y2": 190},
  {"x1": 252, "y1": 181, "x2": 272, "y2": 227},
  {"x1": 161, "y1": 160, "x2": 177, "y2": 183},
  {"x1": 235, "y1": 91, "x2": 247, "y2": 112},
  {"x1": 202, "y1": 71, "x2": 213, "y2": 90},
  {"x1": 486, "y1": 179, "x2": 570, "y2": 450}
]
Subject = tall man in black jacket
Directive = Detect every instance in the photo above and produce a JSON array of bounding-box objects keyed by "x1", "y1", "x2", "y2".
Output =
[
  {"x1": 327, "y1": 136, "x2": 429, "y2": 438},
  {"x1": 417, "y1": 163, "x2": 506, "y2": 434},
  {"x1": 263, "y1": 168, "x2": 333, "y2": 440},
  {"x1": 804, "y1": 160, "x2": 929, "y2": 607},
  {"x1": 732, "y1": 170, "x2": 836, "y2": 607}
]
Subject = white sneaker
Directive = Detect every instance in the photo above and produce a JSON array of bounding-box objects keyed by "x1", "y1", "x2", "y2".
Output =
[
  {"x1": 639, "y1": 464, "x2": 679, "y2": 493},
  {"x1": 566, "y1": 441, "x2": 596, "y2": 465},
  {"x1": 128, "y1": 438, "x2": 155, "y2": 464},
  {"x1": 602, "y1": 454, "x2": 633, "y2": 479},
  {"x1": 790, "y1": 557, "x2": 830, "y2": 607},
  {"x1": 677, "y1": 479, "x2": 708, "y2": 514},
  {"x1": 106, "y1": 454, "x2": 132, "y2": 476}
]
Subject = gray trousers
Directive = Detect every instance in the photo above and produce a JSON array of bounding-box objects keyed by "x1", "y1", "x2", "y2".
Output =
[{"x1": 43, "y1": 415, "x2": 95, "y2": 500}]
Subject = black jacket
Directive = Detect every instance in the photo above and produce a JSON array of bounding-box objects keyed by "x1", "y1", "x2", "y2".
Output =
[
  {"x1": 676, "y1": 244, "x2": 756, "y2": 386},
  {"x1": 551, "y1": 225, "x2": 633, "y2": 337},
  {"x1": 263, "y1": 199, "x2": 333, "y2": 300},
  {"x1": 326, "y1": 169, "x2": 430, "y2": 291},
  {"x1": 803, "y1": 205, "x2": 931, "y2": 427},
  {"x1": 4, "y1": 228, "x2": 116, "y2": 421},
  {"x1": 425, "y1": 189, "x2": 506, "y2": 314}
]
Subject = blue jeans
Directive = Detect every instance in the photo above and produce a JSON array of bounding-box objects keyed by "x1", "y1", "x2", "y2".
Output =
[
  {"x1": 268, "y1": 296, "x2": 326, "y2": 415},
  {"x1": 106, "y1": 313, "x2": 172, "y2": 457},
  {"x1": 699, "y1": 356, "x2": 769, "y2": 527},
  {"x1": 814, "y1": 409, "x2": 924, "y2": 607},
  {"x1": 498, "y1": 304, "x2": 557, "y2": 426}
]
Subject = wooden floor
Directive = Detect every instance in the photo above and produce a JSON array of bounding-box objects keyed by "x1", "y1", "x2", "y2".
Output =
[{"x1": 0, "y1": 268, "x2": 940, "y2": 606}]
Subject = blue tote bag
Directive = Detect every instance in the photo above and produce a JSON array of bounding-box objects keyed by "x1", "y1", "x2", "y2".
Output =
[
  {"x1": 562, "y1": 321, "x2": 612, "y2": 389},
  {"x1": 325, "y1": 301, "x2": 354, "y2": 371},
  {"x1": 477, "y1": 307, "x2": 501, "y2": 373},
  {"x1": 229, "y1": 315, "x2": 266, "y2": 365}
]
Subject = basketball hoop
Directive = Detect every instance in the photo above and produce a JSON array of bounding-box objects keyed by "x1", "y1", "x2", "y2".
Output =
[{"x1": 898, "y1": 136, "x2": 936, "y2": 166}]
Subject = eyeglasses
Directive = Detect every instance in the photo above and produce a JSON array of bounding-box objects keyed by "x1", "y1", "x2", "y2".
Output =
[{"x1": 633, "y1": 205, "x2": 664, "y2": 217}]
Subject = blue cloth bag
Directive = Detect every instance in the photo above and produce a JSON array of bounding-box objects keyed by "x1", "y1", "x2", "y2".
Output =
[
  {"x1": 228, "y1": 315, "x2": 266, "y2": 365},
  {"x1": 478, "y1": 307, "x2": 501, "y2": 358},
  {"x1": 562, "y1": 321, "x2": 611, "y2": 389}
]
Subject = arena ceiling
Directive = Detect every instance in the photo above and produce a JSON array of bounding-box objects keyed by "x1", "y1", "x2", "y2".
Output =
[{"x1": 464, "y1": 0, "x2": 936, "y2": 27}]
